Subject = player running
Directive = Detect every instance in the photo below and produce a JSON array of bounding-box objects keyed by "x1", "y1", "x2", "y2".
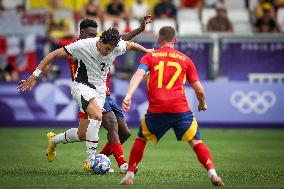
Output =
[
  {"x1": 45, "y1": 16, "x2": 152, "y2": 173},
  {"x1": 120, "y1": 26, "x2": 224, "y2": 186},
  {"x1": 18, "y1": 28, "x2": 152, "y2": 171}
]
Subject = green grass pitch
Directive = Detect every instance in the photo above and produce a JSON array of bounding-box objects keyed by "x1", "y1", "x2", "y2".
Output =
[{"x1": 0, "y1": 128, "x2": 283, "y2": 189}]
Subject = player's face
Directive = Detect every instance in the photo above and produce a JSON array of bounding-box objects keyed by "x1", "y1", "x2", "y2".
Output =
[
  {"x1": 79, "y1": 27, "x2": 98, "y2": 39},
  {"x1": 97, "y1": 41, "x2": 116, "y2": 56}
]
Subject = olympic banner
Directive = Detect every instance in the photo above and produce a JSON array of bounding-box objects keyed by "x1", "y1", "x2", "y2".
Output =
[
  {"x1": 187, "y1": 81, "x2": 284, "y2": 126},
  {"x1": 0, "y1": 79, "x2": 283, "y2": 128},
  {"x1": 220, "y1": 42, "x2": 284, "y2": 80}
]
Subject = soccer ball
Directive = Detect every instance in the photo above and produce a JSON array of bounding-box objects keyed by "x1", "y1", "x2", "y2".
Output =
[{"x1": 90, "y1": 154, "x2": 111, "y2": 174}]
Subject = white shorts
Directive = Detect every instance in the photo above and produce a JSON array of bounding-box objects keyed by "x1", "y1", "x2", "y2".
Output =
[{"x1": 71, "y1": 81, "x2": 106, "y2": 113}]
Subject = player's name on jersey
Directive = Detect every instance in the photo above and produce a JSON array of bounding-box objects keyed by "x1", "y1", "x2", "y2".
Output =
[{"x1": 151, "y1": 52, "x2": 186, "y2": 61}]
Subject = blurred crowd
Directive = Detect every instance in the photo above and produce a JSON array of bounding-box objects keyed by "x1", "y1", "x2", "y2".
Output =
[{"x1": 0, "y1": 0, "x2": 284, "y2": 82}]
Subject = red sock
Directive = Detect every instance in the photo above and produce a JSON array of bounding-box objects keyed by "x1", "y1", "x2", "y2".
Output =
[
  {"x1": 99, "y1": 143, "x2": 112, "y2": 157},
  {"x1": 193, "y1": 143, "x2": 215, "y2": 171},
  {"x1": 128, "y1": 137, "x2": 147, "y2": 172},
  {"x1": 110, "y1": 142, "x2": 126, "y2": 167}
]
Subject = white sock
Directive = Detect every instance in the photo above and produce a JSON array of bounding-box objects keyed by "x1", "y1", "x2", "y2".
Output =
[
  {"x1": 86, "y1": 119, "x2": 101, "y2": 160},
  {"x1": 208, "y1": 169, "x2": 217, "y2": 178},
  {"x1": 51, "y1": 128, "x2": 81, "y2": 145}
]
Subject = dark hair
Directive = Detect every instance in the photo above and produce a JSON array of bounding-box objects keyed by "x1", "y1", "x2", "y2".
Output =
[
  {"x1": 100, "y1": 28, "x2": 121, "y2": 46},
  {"x1": 159, "y1": 26, "x2": 176, "y2": 42},
  {"x1": 80, "y1": 18, "x2": 98, "y2": 30}
]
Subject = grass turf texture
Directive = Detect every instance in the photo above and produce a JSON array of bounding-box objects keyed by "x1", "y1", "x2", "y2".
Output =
[{"x1": 0, "y1": 128, "x2": 283, "y2": 189}]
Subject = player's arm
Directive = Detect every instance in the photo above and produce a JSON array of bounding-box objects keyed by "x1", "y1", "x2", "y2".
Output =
[
  {"x1": 120, "y1": 14, "x2": 152, "y2": 41},
  {"x1": 17, "y1": 48, "x2": 68, "y2": 91},
  {"x1": 186, "y1": 59, "x2": 207, "y2": 111},
  {"x1": 125, "y1": 41, "x2": 152, "y2": 53},
  {"x1": 122, "y1": 68, "x2": 147, "y2": 112},
  {"x1": 190, "y1": 81, "x2": 207, "y2": 111}
]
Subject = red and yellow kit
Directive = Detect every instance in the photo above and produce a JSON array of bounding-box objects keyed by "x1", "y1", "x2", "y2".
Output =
[{"x1": 140, "y1": 46, "x2": 199, "y2": 113}]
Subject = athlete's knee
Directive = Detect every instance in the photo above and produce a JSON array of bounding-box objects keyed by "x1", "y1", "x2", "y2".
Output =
[
  {"x1": 189, "y1": 139, "x2": 203, "y2": 148},
  {"x1": 102, "y1": 112, "x2": 118, "y2": 132},
  {"x1": 89, "y1": 112, "x2": 102, "y2": 121},
  {"x1": 77, "y1": 130, "x2": 86, "y2": 141}
]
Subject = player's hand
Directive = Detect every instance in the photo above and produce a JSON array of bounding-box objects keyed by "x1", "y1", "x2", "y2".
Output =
[
  {"x1": 17, "y1": 75, "x2": 37, "y2": 91},
  {"x1": 139, "y1": 14, "x2": 152, "y2": 29},
  {"x1": 122, "y1": 94, "x2": 132, "y2": 112},
  {"x1": 198, "y1": 102, "x2": 208, "y2": 112}
]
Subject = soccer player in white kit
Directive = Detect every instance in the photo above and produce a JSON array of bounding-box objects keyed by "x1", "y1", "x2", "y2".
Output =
[{"x1": 18, "y1": 28, "x2": 151, "y2": 170}]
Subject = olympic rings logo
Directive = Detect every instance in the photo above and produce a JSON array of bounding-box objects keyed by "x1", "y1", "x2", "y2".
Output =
[{"x1": 230, "y1": 90, "x2": 276, "y2": 114}]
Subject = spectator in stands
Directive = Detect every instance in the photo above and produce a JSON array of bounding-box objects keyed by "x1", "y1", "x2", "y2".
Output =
[
  {"x1": 130, "y1": 0, "x2": 149, "y2": 20},
  {"x1": 207, "y1": 4, "x2": 233, "y2": 32},
  {"x1": 255, "y1": 3, "x2": 280, "y2": 32},
  {"x1": 81, "y1": 0, "x2": 102, "y2": 20},
  {"x1": 254, "y1": 0, "x2": 276, "y2": 19},
  {"x1": 105, "y1": 0, "x2": 126, "y2": 19},
  {"x1": 16, "y1": 4, "x2": 25, "y2": 14},
  {"x1": 153, "y1": 0, "x2": 177, "y2": 19}
]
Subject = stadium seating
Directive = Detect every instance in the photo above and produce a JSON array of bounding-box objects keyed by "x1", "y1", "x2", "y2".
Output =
[
  {"x1": 227, "y1": 9, "x2": 250, "y2": 23},
  {"x1": 178, "y1": 20, "x2": 202, "y2": 35},
  {"x1": 177, "y1": 8, "x2": 199, "y2": 22},
  {"x1": 227, "y1": 9, "x2": 251, "y2": 34},
  {"x1": 152, "y1": 19, "x2": 177, "y2": 35},
  {"x1": 225, "y1": 0, "x2": 246, "y2": 10},
  {"x1": 201, "y1": 8, "x2": 215, "y2": 29},
  {"x1": 233, "y1": 22, "x2": 253, "y2": 34}
]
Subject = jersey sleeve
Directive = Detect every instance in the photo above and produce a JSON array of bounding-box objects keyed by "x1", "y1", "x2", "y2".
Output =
[
  {"x1": 114, "y1": 39, "x2": 127, "y2": 56},
  {"x1": 140, "y1": 53, "x2": 151, "y2": 68},
  {"x1": 64, "y1": 39, "x2": 86, "y2": 58},
  {"x1": 186, "y1": 58, "x2": 199, "y2": 83}
]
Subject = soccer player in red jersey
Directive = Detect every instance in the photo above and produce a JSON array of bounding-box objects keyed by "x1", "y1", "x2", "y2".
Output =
[
  {"x1": 46, "y1": 16, "x2": 152, "y2": 173},
  {"x1": 120, "y1": 26, "x2": 224, "y2": 186}
]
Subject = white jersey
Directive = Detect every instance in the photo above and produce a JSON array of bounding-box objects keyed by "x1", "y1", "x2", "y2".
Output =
[{"x1": 64, "y1": 37, "x2": 127, "y2": 94}]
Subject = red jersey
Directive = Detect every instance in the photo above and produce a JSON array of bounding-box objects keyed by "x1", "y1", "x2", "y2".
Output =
[
  {"x1": 62, "y1": 38, "x2": 111, "y2": 95},
  {"x1": 140, "y1": 46, "x2": 199, "y2": 113}
]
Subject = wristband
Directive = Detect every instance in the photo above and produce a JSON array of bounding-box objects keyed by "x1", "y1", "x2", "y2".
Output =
[{"x1": 33, "y1": 68, "x2": 42, "y2": 78}]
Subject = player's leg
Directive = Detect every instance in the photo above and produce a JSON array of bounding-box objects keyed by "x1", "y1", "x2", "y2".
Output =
[
  {"x1": 84, "y1": 97, "x2": 103, "y2": 161},
  {"x1": 120, "y1": 136, "x2": 147, "y2": 185},
  {"x1": 100, "y1": 96, "x2": 128, "y2": 173},
  {"x1": 189, "y1": 138, "x2": 224, "y2": 186},
  {"x1": 100, "y1": 97, "x2": 131, "y2": 158},
  {"x1": 121, "y1": 113, "x2": 170, "y2": 185},
  {"x1": 172, "y1": 111, "x2": 224, "y2": 186},
  {"x1": 100, "y1": 117, "x2": 131, "y2": 158},
  {"x1": 71, "y1": 82, "x2": 105, "y2": 170},
  {"x1": 117, "y1": 118, "x2": 131, "y2": 144},
  {"x1": 46, "y1": 114, "x2": 88, "y2": 162}
]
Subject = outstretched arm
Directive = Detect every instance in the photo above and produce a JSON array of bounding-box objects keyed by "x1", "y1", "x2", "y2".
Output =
[
  {"x1": 126, "y1": 41, "x2": 153, "y2": 53},
  {"x1": 120, "y1": 14, "x2": 152, "y2": 41},
  {"x1": 190, "y1": 81, "x2": 207, "y2": 111},
  {"x1": 122, "y1": 68, "x2": 147, "y2": 112},
  {"x1": 17, "y1": 48, "x2": 68, "y2": 91}
]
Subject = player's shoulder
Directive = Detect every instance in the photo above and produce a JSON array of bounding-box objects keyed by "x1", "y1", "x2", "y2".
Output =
[
  {"x1": 173, "y1": 49, "x2": 194, "y2": 64},
  {"x1": 79, "y1": 37, "x2": 99, "y2": 43}
]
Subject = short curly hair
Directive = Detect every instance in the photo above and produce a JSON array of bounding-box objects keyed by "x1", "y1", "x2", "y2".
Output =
[
  {"x1": 100, "y1": 28, "x2": 121, "y2": 46},
  {"x1": 79, "y1": 18, "x2": 98, "y2": 30}
]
